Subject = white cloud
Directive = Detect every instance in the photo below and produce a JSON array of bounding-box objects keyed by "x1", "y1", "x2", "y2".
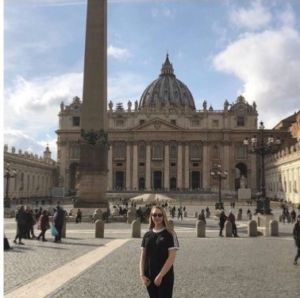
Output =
[
  {"x1": 213, "y1": 26, "x2": 300, "y2": 128},
  {"x1": 108, "y1": 72, "x2": 148, "y2": 105},
  {"x1": 4, "y1": 70, "x2": 148, "y2": 158},
  {"x1": 230, "y1": 1, "x2": 271, "y2": 30},
  {"x1": 151, "y1": 7, "x2": 176, "y2": 19},
  {"x1": 4, "y1": 73, "x2": 83, "y2": 159},
  {"x1": 107, "y1": 45, "x2": 131, "y2": 60}
]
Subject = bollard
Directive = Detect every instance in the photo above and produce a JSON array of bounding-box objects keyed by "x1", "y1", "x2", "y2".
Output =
[
  {"x1": 127, "y1": 211, "x2": 135, "y2": 224},
  {"x1": 61, "y1": 220, "x2": 66, "y2": 238},
  {"x1": 248, "y1": 220, "x2": 257, "y2": 237},
  {"x1": 224, "y1": 221, "x2": 232, "y2": 237},
  {"x1": 168, "y1": 220, "x2": 174, "y2": 231},
  {"x1": 196, "y1": 220, "x2": 206, "y2": 238},
  {"x1": 131, "y1": 219, "x2": 141, "y2": 238},
  {"x1": 270, "y1": 220, "x2": 279, "y2": 236},
  {"x1": 195, "y1": 212, "x2": 198, "y2": 218},
  {"x1": 95, "y1": 219, "x2": 104, "y2": 238}
]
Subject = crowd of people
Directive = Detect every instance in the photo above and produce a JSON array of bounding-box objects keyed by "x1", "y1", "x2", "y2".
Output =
[{"x1": 13, "y1": 205, "x2": 66, "y2": 245}]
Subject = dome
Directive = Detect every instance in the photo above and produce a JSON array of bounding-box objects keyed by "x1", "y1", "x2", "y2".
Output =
[{"x1": 139, "y1": 55, "x2": 195, "y2": 111}]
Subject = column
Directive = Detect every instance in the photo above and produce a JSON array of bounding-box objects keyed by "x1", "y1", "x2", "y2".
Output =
[
  {"x1": 223, "y1": 142, "x2": 230, "y2": 190},
  {"x1": 107, "y1": 144, "x2": 113, "y2": 190},
  {"x1": 132, "y1": 143, "x2": 138, "y2": 190},
  {"x1": 250, "y1": 153, "x2": 257, "y2": 191},
  {"x1": 164, "y1": 143, "x2": 170, "y2": 190},
  {"x1": 177, "y1": 143, "x2": 183, "y2": 190},
  {"x1": 184, "y1": 143, "x2": 189, "y2": 189},
  {"x1": 202, "y1": 142, "x2": 209, "y2": 189},
  {"x1": 126, "y1": 143, "x2": 131, "y2": 191},
  {"x1": 146, "y1": 143, "x2": 151, "y2": 190}
]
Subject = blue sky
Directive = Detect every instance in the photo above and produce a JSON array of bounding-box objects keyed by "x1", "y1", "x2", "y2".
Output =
[{"x1": 3, "y1": 0, "x2": 300, "y2": 160}]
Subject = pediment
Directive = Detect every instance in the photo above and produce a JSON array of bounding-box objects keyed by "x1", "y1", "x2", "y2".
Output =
[{"x1": 131, "y1": 118, "x2": 183, "y2": 131}]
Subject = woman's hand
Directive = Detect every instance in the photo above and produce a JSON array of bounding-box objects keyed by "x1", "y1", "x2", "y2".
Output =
[
  {"x1": 140, "y1": 275, "x2": 151, "y2": 286},
  {"x1": 154, "y1": 274, "x2": 163, "y2": 286}
]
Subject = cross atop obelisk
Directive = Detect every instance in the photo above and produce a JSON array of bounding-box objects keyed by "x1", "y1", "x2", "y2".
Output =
[{"x1": 76, "y1": 0, "x2": 108, "y2": 208}]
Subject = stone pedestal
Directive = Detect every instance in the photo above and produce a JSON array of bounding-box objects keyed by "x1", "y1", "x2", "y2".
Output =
[
  {"x1": 95, "y1": 219, "x2": 104, "y2": 238},
  {"x1": 196, "y1": 220, "x2": 206, "y2": 238},
  {"x1": 270, "y1": 220, "x2": 279, "y2": 236},
  {"x1": 238, "y1": 188, "x2": 251, "y2": 201},
  {"x1": 248, "y1": 220, "x2": 257, "y2": 237},
  {"x1": 131, "y1": 219, "x2": 141, "y2": 238},
  {"x1": 224, "y1": 221, "x2": 232, "y2": 237},
  {"x1": 77, "y1": 143, "x2": 108, "y2": 208}
]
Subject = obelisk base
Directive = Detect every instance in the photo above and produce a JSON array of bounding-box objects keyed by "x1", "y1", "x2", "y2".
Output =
[{"x1": 75, "y1": 173, "x2": 108, "y2": 208}]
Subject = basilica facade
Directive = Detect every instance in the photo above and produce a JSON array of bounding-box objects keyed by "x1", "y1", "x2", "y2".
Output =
[{"x1": 56, "y1": 55, "x2": 289, "y2": 199}]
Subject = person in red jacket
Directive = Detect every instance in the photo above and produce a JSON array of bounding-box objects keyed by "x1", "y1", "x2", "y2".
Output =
[
  {"x1": 227, "y1": 210, "x2": 238, "y2": 237},
  {"x1": 37, "y1": 210, "x2": 50, "y2": 242}
]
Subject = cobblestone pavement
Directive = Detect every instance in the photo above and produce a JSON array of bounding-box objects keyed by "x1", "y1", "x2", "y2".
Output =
[{"x1": 4, "y1": 205, "x2": 300, "y2": 298}]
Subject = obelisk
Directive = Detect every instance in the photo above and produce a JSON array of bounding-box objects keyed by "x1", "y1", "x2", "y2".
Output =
[{"x1": 76, "y1": 0, "x2": 108, "y2": 208}]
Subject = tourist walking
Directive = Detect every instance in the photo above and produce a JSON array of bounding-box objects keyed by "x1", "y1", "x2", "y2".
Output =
[
  {"x1": 293, "y1": 215, "x2": 300, "y2": 265},
  {"x1": 219, "y1": 210, "x2": 227, "y2": 237},
  {"x1": 291, "y1": 209, "x2": 296, "y2": 223},
  {"x1": 177, "y1": 207, "x2": 183, "y2": 221},
  {"x1": 75, "y1": 208, "x2": 82, "y2": 223},
  {"x1": 14, "y1": 206, "x2": 26, "y2": 245},
  {"x1": 53, "y1": 205, "x2": 65, "y2": 243},
  {"x1": 140, "y1": 206, "x2": 179, "y2": 298},
  {"x1": 227, "y1": 210, "x2": 238, "y2": 237},
  {"x1": 37, "y1": 210, "x2": 50, "y2": 241}
]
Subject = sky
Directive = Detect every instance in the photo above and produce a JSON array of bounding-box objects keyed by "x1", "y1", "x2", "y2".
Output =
[{"x1": 3, "y1": 0, "x2": 300, "y2": 161}]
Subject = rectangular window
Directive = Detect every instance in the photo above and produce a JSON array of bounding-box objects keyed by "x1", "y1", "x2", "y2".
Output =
[
  {"x1": 72, "y1": 116, "x2": 80, "y2": 127},
  {"x1": 139, "y1": 120, "x2": 145, "y2": 125},
  {"x1": 171, "y1": 120, "x2": 176, "y2": 125},
  {"x1": 191, "y1": 119, "x2": 200, "y2": 127},
  {"x1": 237, "y1": 116, "x2": 245, "y2": 127},
  {"x1": 236, "y1": 145, "x2": 247, "y2": 159},
  {"x1": 115, "y1": 119, "x2": 124, "y2": 127},
  {"x1": 212, "y1": 120, "x2": 219, "y2": 128}
]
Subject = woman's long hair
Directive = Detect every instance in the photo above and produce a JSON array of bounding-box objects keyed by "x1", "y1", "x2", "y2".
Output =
[{"x1": 148, "y1": 205, "x2": 172, "y2": 234}]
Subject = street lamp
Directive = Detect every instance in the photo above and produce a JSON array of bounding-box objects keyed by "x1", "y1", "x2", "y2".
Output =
[
  {"x1": 4, "y1": 163, "x2": 17, "y2": 208},
  {"x1": 210, "y1": 164, "x2": 228, "y2": 210},
  {"x1": 243, "y1": 121, "x2": 281, "y2": 214}
]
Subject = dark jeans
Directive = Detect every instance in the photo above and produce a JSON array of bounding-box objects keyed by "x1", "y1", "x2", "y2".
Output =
[
  {"x1": 55, "y1": 224, "x2": 63, "y2": 241},
  {"x1": 37, "y1": 229, "x2": 47, "y2": 241},
  {"x1": 146, "y1": 276, "x2": 174, "y2": 298},
  {"x1": 15, "y1": 223, "x2": 25, "y2": 242},
  {"x1": 295, "y1": 241, "x2": 300, "y2": 262},
  {"x1": 219, "y1": 225, "x2": 224, "y2": 236}
]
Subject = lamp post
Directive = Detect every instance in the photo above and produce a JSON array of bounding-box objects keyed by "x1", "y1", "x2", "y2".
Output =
[
  {"x1": 4, "y1": 163, "x2": 17, "y2": 208},
  {"x1": 210, "y1": 164, "x2": 228, "y2": 210},
  {"x1": 243, "y1": 121, "x2": 281, "y2": 214}
]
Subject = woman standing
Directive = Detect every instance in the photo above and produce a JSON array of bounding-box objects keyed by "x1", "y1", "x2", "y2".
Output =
[
  {"x1": 140, "y1": 206, "x2": 179, "y2": 298},
  {"x1": 293, "y1": 215, "x2": 300, "y2": 265},
  {"x1": 37, "y1": 210, "x2": 50, "y2": 242}
]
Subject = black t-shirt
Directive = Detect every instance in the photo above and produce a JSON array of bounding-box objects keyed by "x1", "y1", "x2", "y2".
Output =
[{"x1": 141, "y1": 228, "x2": 179, "y2": 280}]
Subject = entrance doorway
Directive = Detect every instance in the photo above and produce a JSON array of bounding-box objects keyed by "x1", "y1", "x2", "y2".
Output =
[
  {"x1": 115, "y1": 171, "x2": 124, "y2": 190},
  {"x1": 153, "y1": 171, "x2": 162, "y2": 190},
  {"x1": 139, "y1": 177, "x2": 145, "y2": 190},
  {"x1": 191, "y1": 171, "x2": 201, "y2": 189},
  {"x1": 170, "y1": 177, "x2": 177, "y2": 190},
  {"x1": 235, "y1": 163, "x2": 248, "y2": 190}
]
